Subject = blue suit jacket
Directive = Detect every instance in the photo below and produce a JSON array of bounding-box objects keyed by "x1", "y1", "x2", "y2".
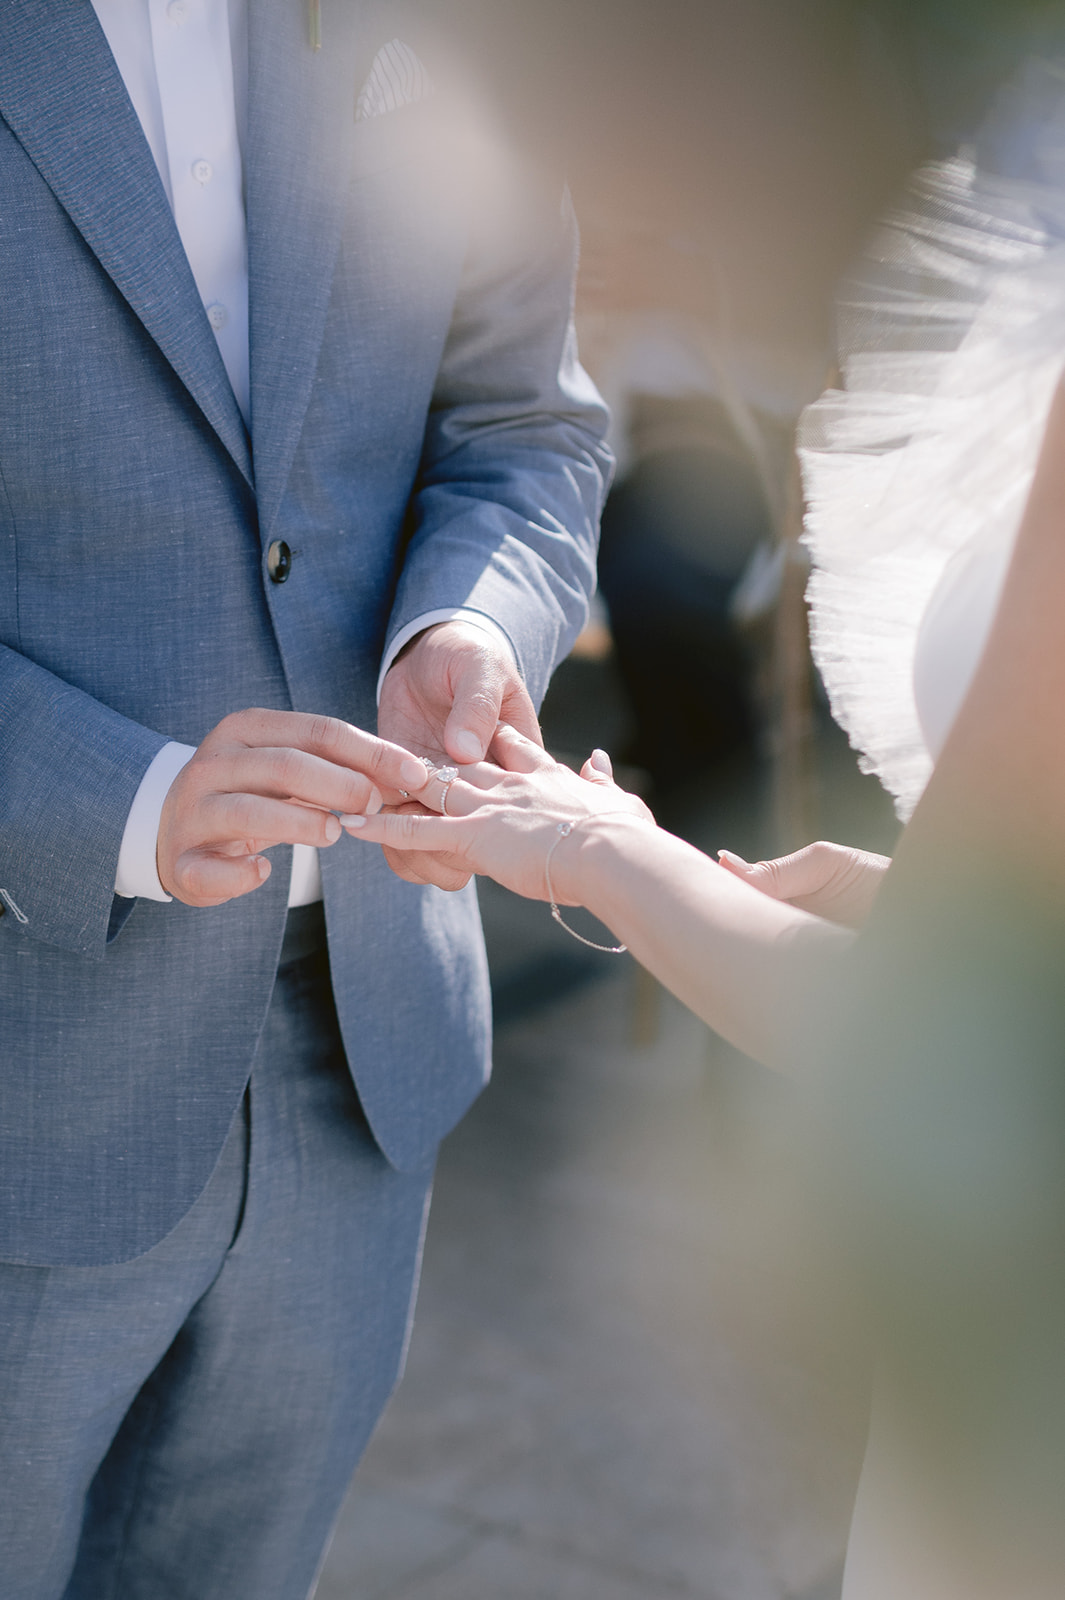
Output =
[{"x1": 0, "y1": 0, "x2": 608, "y2": 1266}]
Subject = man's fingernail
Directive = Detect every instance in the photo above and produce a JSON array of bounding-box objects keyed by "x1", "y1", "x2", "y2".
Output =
[
  {"x1": 717, "y1": 849, "x2": 751, "y2": 869},
  {"x1": 339, "y1": 814, "x2": 367, "y2": 829},
  {"x1": 590, "y1": 748, "x2": 612, "y2": 775},
  {"x1": 324, "y1": 815, "x2": 341, "y2": 843},
  {"x1": 400, "y1": 757, "x2": 429, "y2": 789},
  {"x1": 255, "y1": 855, "x2": 271, "y2": 880},
  {"x1": 365, "y1": 787, "x2": 383, "y2": 816},
  {"x1": 451, "y1": 730, "x2": 482, "y2": 763}
]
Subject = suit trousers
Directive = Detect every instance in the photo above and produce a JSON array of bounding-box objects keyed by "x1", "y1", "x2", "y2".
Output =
[{"x1": 0, "y1": 905, "x2": 434, "y2": 1600}]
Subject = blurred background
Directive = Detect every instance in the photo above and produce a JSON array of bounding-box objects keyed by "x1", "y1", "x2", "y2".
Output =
[{"x1": 316, "y1": 4, "x2": 1060, "y2": 1596}]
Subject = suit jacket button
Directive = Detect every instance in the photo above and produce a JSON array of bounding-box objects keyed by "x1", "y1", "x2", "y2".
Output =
[{"x1": 266, "y1": 540, "x2": 292, "y2": 583}]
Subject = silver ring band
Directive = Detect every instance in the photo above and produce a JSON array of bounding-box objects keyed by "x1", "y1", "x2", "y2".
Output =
[{"x1": 427, "y1": 763, "x2": 459, "y2": 816}]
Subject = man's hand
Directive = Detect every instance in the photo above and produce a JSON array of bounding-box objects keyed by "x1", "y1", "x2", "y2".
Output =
[
  {"x1": 158, "y1": 708, "x2": 430, "y2": 906},
  {"x1": 377, "y1": 621, "x2": 540, "y2": 890}
]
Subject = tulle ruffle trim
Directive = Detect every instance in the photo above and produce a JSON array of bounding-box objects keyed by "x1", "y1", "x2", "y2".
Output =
[{"x1": 800, "y1": 129, "x2": 1065, "y2": 819}]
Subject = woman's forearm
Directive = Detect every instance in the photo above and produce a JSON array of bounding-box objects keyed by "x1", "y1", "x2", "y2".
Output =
[
  {"x1": 345, "y1": 735, "x2": 852, "y2": 1064},
  {"x1": 557, "y1": 816, "x2": 854, "y2": 1066}
]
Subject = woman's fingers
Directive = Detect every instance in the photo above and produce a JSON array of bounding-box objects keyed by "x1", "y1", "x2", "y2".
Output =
[
  {"x1": 450, "y1": 760, "x2": 514, "y2": 794},
  {"x1": 718, "y1": 844, "x2": 830, "y2": 899},
  {"x1": 433, "y1": 777, "x2": 482, "y2": 818},
  {"x1": 489, "y1": 723, "x2": 556, "y2": 774},
  {"x1": 415, "y1": 766, "x2": 473, "y2": 817},
  {"x1": 343, "y1": 810, "x2": 465, "y2": 851},
  {"x1": 718, "y1": 841, "x2": 892, "y2": 930},
  {"x1": 580, "y1": 748, "x2": 614, "y2": 784}
]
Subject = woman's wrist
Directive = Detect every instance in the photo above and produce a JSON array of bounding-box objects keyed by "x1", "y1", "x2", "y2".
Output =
[{"x1": 548, "y1": 809, "x2": 657, "y2": 910}]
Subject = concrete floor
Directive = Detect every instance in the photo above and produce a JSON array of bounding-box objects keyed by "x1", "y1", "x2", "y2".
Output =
[{"x1": 315, "y1": 706, "x2": 897, "y2": 1600}]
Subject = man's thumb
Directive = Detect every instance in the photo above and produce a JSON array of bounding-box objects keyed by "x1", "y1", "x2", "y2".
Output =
[{"x1": 443, "y1": 670, "x2": 502, "y2": 764}]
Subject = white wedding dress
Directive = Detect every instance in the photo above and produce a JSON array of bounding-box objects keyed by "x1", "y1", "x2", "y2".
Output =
[{"x1": 798, "y1": 53, "x2": 1065, "y2": 1600}]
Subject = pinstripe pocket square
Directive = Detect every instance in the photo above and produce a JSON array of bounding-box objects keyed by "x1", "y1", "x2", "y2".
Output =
[{"x1": 355, "y1": 39, "x2": 434, "y2": 121}]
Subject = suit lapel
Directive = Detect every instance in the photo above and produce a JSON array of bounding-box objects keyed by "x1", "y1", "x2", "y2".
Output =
[
  {"x1": 246, "y1": 0, "x2": 381, "y2": 539},
  {"x1": 0, "y1": 0, "x2": 252, "y2": 487}
]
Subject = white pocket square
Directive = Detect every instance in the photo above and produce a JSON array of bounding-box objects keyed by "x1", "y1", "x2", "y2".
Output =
[{"x1": 355, "y1": 39, "x2": 434, "y2": 121}]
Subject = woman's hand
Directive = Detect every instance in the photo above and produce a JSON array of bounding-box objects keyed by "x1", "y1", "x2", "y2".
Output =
[
  {"x1": 716, "y1": 840, "x2": 891, "y2": 930},
  {"x1": 342, "y1": 724, "x2": 654, "y2": 904}
]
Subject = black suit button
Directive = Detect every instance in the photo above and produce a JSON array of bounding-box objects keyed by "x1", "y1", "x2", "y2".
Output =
[{"x1": 266, "y1": 540, "x2": 292, "y2": 583}]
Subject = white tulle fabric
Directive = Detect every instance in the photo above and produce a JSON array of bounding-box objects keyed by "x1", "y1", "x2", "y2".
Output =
[{"x1": 800, "y1": 61, "x2": 1065, "y2": 819}]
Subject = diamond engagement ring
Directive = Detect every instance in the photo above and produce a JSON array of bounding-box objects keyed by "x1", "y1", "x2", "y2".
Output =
[
  {"x1": 433, "y1": 765, "x2": 459, "y2": 815},
  {"x1": 421, "y1": 760, "x2": 459, "y2": 814}
]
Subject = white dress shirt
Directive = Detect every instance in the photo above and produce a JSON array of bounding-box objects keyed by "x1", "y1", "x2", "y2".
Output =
[{"x1": 99, "y1": 0, "x2": 513, "y2": 907}]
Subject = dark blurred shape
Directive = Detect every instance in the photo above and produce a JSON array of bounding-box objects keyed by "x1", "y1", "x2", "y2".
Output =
[{"x1": 597, "y1": 396, "x2": 773, "y2": 799}]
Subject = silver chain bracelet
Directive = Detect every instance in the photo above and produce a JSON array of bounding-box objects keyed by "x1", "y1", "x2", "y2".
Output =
[{"x1": 543, "y1": 820, "x2": 628, "y2": 955}]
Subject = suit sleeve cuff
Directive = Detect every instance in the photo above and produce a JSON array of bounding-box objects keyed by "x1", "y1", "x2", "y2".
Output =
[
  {"x1": 114, "y1": 742, "x2": 197, "y2": 902},
  {"x1": 376, "y1": 609, "x2": 519, "y2": 704}
]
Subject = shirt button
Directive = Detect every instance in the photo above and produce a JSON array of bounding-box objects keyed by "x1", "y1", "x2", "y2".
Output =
[
  {"x1": 167, "y1": 0, "x2": 188, "y2": 22},
  {"x1": 192, "y1": 159, "x2": 213, "y2": 186},
  {"x1": 206, "y1": 302, "x2": 229, "y2": 331},
  {"x1": 266, "y1": 540, "x2": 292, "y2": 584}
]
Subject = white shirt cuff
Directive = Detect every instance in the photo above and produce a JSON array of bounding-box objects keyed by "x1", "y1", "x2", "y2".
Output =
[
  {"x1": 376, "y1": 609, "x2": 519, "y2": 703},
  {"x1": 115, "y1": 741, "x2": 196, "y2": 901}
]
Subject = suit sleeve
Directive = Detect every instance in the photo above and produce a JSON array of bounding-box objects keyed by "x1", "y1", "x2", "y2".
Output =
[
  {"x1": 383, "y1": 179, "x2": 612, "y2": 708},
  {"x1": 0, "y1": 645, "x2": 167, "y2": 959}
]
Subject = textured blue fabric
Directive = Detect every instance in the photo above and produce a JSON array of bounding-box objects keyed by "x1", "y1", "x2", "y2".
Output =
[
  {"x1": 0, "y1": 917, "x2": 433, "y2": 1600},
  {"x1": 0, "y1": 0, "x2": 609, "y2": 1264}
]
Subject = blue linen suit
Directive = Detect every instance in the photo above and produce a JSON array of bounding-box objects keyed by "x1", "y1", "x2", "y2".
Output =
[
  {"x1": 0, "y1": 0, "x2": 606, "y2": 1264},
  {"x1": 0, "y1": 1, "x2": 607, "y2": 1591}
]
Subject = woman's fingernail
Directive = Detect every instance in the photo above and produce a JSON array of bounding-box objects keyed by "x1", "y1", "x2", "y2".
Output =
[
  {"x1": 339, "y1": 814, "x2": 367, "y2": 829},
  {"x1": 400, "y1": 757, "x2": 429, "y2": 790},
  {"x1": 717, "y1": 849, "x2": 751, "y2": 869},
  {"x1": 255, "y1": 855, "x2": 271, "y2": 880},
  {"x1": 324, "y1": 815, "x2": 342, "y2": 843},
  {"x1": 365, "y1": 787, "x2": 383, "y2": 816},
  {"x1": 590, "y1": 748, "x2": 613, "y2": 775}
]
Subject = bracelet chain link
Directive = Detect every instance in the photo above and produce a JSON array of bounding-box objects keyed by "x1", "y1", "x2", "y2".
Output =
[{"x1": 543, "y1": 819, "x2": 628, "y2": 955}]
